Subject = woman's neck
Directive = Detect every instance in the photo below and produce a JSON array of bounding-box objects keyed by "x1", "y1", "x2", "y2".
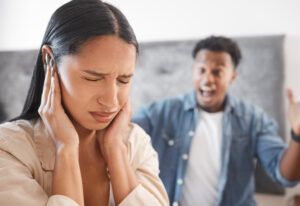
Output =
[{"x1": 71, "y1": 119, "x2": 97, "y2": 150}]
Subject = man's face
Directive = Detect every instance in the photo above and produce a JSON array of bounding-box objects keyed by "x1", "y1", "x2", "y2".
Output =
[{"x1": 192, "y1": 49, "x2": 237, "y2": 112}]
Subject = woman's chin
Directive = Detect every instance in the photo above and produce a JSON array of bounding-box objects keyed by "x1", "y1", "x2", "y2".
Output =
[
  {"x1": 70, "y1": 117, "x2": 110, "y2": 133},
  {"x1": 80, "y1": 121, "x2": 109, "y2": 131}
]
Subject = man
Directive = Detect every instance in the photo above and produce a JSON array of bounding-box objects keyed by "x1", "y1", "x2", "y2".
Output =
[{"x1": 132, "y1": 36, "x2": 300, "y2": 206}]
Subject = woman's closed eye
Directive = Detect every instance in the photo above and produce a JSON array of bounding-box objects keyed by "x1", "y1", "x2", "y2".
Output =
[
  {"x1": 82, "y1": 76, "x2": 130, "y2": 84},
  {"x1": 118, "y1": 79, "x2": 130, "y2": 84},
  {"x1": 82, "y1": 76, "x2": 104, "y2": 82},
  {"x1": 118, "y1": 74, "x2": 133, "y2": 84}
]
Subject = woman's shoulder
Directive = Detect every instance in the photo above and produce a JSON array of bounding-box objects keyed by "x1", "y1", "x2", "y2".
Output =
[
  {"x1": 124, "y1": 123, "x2": 157, "y2": 167},
  {"x1": 0, "y1": 119, "x2": 41, "y2": 167},
  {"x1": 125, "y1": 122, "x2": 151, "y2": 145},
  {"x1": 0, "y1": 119, "x2": 37, "y2": 145}
]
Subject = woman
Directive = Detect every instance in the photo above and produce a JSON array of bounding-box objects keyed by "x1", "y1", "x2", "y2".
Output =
[{"x1": 0, "y1": 0, "x2": 169, "y2": 205}]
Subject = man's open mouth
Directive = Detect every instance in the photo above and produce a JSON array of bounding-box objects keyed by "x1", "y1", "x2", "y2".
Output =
[{"x1": 199, "y1": 86, "x2": 216, "y2": 101}]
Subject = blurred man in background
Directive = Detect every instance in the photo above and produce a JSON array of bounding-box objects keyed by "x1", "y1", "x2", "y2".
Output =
[{"x1": 132, "y1": 36, "x2": 300, "y2": 206}]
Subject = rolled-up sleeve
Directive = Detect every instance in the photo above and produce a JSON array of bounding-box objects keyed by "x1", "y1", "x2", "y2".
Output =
[
  {"x1": 255, "y1": 112, "x2": 300, "y2": 187},
  {"x1": 120, "y1": 125, "x2": 169, "y2": 206},
  {"x1": 0, "y1": 149, "x2": 79, "y2": 206}
]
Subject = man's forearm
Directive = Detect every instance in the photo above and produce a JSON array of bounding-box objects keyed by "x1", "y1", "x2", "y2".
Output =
[{"x1": 280, "y1": 131, "x2": 300, "y2": 181}]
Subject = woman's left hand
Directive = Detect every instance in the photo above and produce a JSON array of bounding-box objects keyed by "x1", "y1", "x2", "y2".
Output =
[{"x1": 96, "y1": 100, "x2": 133, "y2": 162}]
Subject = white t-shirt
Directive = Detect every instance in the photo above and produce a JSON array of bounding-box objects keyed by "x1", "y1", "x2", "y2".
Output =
[{"x1": 179, "y1": 109, "x2": 223, "y2": 206}]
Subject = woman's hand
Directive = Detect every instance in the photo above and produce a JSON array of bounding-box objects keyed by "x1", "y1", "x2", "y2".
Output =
[
  {"x1": 96, "y1": 100, "x2": 138, "y2": 204},
  {"x1": 287, "y1": 88, "x2": 300, "y2": 136},
  {"x1": 96, "y1": 100, "x2": 133, "y2": 162},
  {"x1": 38, "y1": 54, "x2": 84, "y2": 206},
  {"x1": 38, "y1": 56, "x2": 79, "y2": 152}
]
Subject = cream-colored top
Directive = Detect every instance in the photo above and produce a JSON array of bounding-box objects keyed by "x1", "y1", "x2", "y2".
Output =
[{"x1": 0, "y1": 118, "x2": 169, "y2": 206}]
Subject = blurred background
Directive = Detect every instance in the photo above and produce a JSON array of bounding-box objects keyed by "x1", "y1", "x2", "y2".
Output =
[{"x1": 0, "y1": 0, "x2": 299, "y2": 205}]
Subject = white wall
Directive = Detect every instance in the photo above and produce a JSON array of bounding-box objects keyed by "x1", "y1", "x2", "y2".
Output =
[
  {"x1": 1, "y1": 0, "x2": 299, "y2": 96},
  {"x1": 0, "y1": 0, "x2": 299, "y2": 101},
  {"x1": 2, "y1": 0, "x2": 300, "y2": 45},
  {"x1": 0, "y1": 0, "x2": 299, "y2": 98},
  {"x1": 1, "y1": 0, "x2": 299, "y2": 118}
]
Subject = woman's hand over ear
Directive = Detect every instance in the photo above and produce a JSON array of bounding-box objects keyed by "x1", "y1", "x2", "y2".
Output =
[{"x1": 38, "y1": 58, "x2": 79, "y2": 152}]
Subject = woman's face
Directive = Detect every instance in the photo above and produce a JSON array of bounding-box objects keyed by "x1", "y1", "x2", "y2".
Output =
[{"x1": 57, "y1": 35, "x2": 136, "y2": 131}]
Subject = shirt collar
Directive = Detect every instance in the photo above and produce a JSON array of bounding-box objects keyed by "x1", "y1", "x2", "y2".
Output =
[
  {"x1": 183, "y1": 89, "x2": 198, "y2": 111},
  {"x1": 223, "y1": 94, "x2": 235, "y2": 114}
]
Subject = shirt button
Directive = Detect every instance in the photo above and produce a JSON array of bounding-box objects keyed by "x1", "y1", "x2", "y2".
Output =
[
  {"x1": 168, "y1": 139, "x2": 174, "y2": 146},
  {"x1": 188, "y1": 130, "x2": 194, "y2": 137},
  {"x1": 173, "y1": 202, "x2": 179, "y2": 206},
  {"x1": 177, "y1": 179, "x2": 183, "y2": 185},
  {"x1": 182, "y1": 154, "x2": 189, "y2": 160}
]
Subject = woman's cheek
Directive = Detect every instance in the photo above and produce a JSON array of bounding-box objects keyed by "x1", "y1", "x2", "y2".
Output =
[{"x1": 61, "y1": 79, "x2": 88, "y2": 110}]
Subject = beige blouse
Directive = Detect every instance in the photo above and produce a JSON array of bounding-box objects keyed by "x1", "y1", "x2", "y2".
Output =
[{"x1": 0, "y1": 119, "x2": 169, "y2": 206}]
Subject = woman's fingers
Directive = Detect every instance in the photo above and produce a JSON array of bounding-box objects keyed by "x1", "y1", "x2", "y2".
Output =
[
  {"x1": 39, "y1": 55, "x2": 52, "y2": 112},
  {"x1": 119, "y1": 99, "x2": 133, "y2": 123},
  {"x1": 52, "y1": 70, "x2": 62, "y2": 110},
  {"x1": 48, "y1": 77, "x2": 55, "y2": 111},
  {"x1": 110, "y1": 99, "x2": 132, "y2": 131},
  {"x1": 40, "y1": 55, "x2": 62, "y2": 114},
  {"x1": 126, "y1": 99, "x2": 133, "y2": 121}
]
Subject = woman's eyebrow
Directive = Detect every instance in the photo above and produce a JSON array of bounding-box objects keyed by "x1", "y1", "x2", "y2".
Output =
[
  {"x1": 120, "y1": 74, "x2": 134, "y2": 78},
  {"x1": 81, "y1": 70, "x2": 133, "y2": 78},
  {"x1": 81, "y1": 70, "x2": 109, "y2": 77}
]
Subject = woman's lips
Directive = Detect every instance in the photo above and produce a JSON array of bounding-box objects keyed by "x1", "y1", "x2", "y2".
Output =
[{"x1": 90, "y1": 111, "x2": 116, "y2": 123}]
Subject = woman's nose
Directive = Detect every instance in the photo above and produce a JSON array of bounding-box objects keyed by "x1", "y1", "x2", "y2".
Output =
[{"x1": 97, "y1": 83, "x2": 118, "y2": 108}]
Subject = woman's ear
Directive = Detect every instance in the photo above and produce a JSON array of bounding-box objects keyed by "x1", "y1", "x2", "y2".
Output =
[
  {"x1": 42, "y1": 45, "x2": 54, "y2": 64},
  {"x1": 42, "y1": 45, "x2": 58, "y2": 75}
]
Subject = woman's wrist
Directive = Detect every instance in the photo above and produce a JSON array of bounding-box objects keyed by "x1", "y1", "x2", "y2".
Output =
[
  {"x1": 104, "y1": 142, "x2": 127, "y2": 165},
  {"x1": 56, "y1": 143, "x2": 79, "y2": 157}
]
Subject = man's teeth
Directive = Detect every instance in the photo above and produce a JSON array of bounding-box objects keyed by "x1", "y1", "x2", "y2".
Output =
[{"x1": 201, "y1": 86, "x2": 214, "y2": 92}]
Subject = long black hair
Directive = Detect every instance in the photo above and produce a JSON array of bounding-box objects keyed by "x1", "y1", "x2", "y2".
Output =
[{"x1": 12, "y1": 0, "x2": 138, "y2": 121}]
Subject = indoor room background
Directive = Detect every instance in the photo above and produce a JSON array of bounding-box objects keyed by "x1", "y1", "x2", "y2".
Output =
[{"x1": 0, "y1": 0, "x2": 299, "y2": 205}]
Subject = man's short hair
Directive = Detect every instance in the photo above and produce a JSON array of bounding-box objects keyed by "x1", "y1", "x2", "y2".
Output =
[{"x1": 192, "y1": 36, "x2": 242, "y2": 68}]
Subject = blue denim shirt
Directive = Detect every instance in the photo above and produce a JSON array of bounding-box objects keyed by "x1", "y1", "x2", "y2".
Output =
[{"x1": 132, "y1": 89, "x2": 298, "y2": 206}]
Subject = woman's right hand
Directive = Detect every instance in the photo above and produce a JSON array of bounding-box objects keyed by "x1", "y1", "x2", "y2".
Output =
[{"x1": 38, "y1": 56, "x2": 79, "y2": 152}]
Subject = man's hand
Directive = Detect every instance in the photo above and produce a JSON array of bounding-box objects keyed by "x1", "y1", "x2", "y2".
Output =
[{"x1": 287, "y1": 88, "x2": 300, "y2": 136}]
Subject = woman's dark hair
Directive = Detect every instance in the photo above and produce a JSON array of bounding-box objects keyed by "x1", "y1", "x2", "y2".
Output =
[
  {"x1": 12, "y1": 0, "x2": 138, "y2": 121},
  {"x1": 0, "y1": 101, "x2": 7, "y2": 123},
  {"x1": 192, "y1": 36, "x2": 242, "y2": 68}
]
